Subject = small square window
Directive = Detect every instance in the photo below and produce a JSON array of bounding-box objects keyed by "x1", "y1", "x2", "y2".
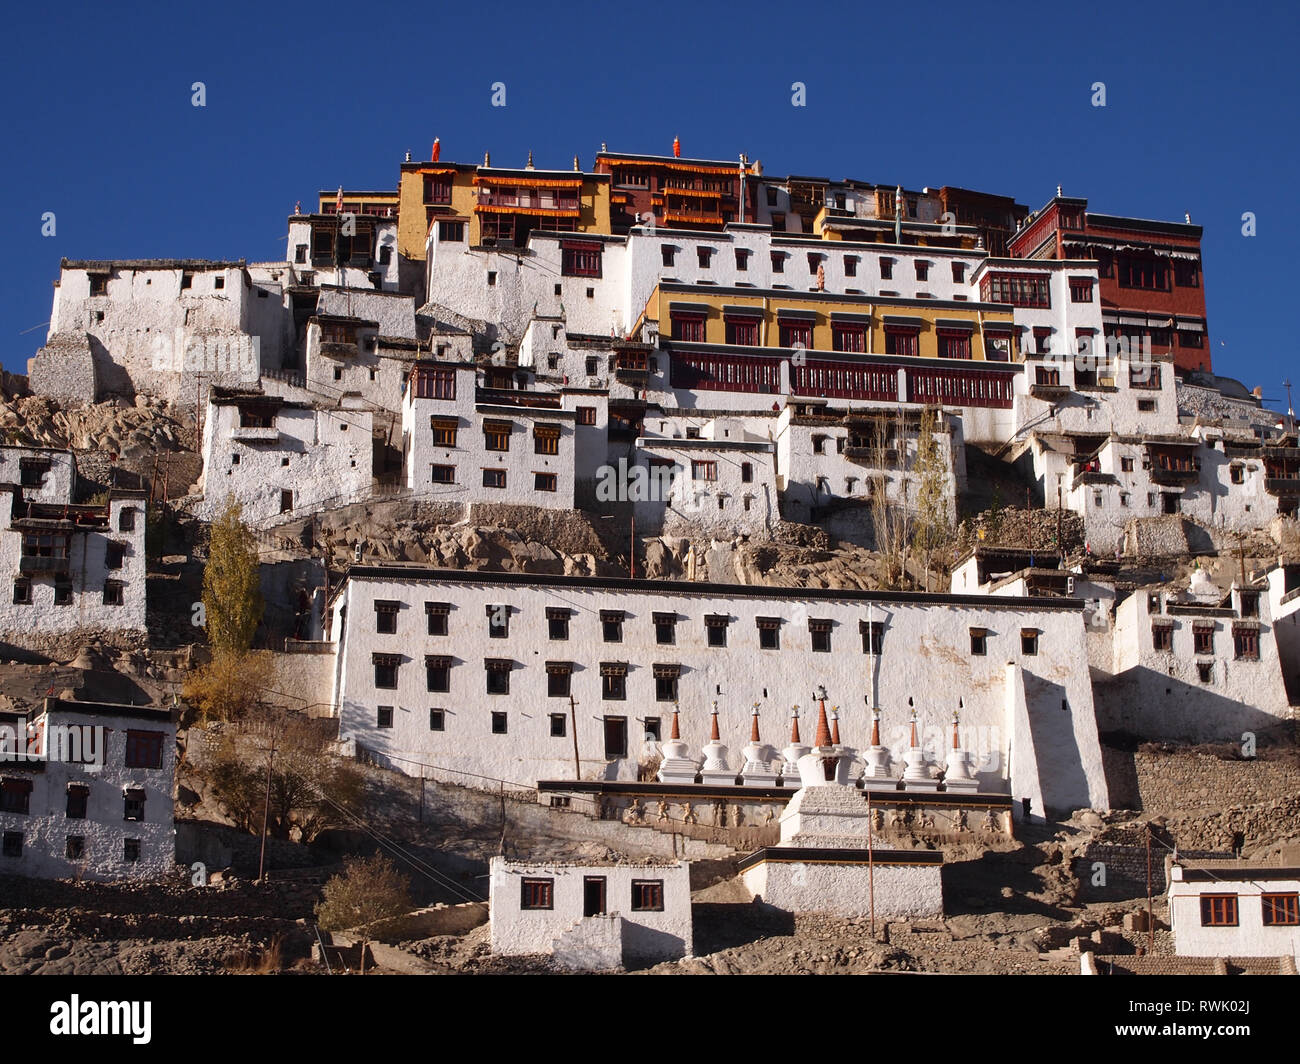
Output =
[
  {"x1": 12, "y1": 580, "x2": 30, "y2": 605},
  {"x1": 705, "y1": 616, "x2": 729, "y2": 647},
  {"x1": 1262, "y1": 893, "x2": 1300, "y2": 926},
  {"x1": 1138, "y1": 399, "x2": 1156, "y2": 412},
  {"x1": 486, "y1": 661, "x2": 511, "y2": 696},
  {"x1": 487, "y1": 271, "x2": 497, "y2": 286},
  {"x1": 970, "y1": 629, "x2": 987, "y2": 656},
  {"x1": 103, "y1": 581, "x2": 124, "y2": 606},
  {"x1": 66, "y1": 785, "x2": 88, "y2": 819},
  {"x1": 654, "y1": 614, "x2": 676, "y2": 645},
  {"x1": 809, "y1": 620, "x2": 832, "y2": 653},
  {"x1": 377, "y1": 706, "x2": 394, "y2": 729},
  {"x1": 547, "y1": 608, "x2": 571, "y2": 641},
  {"x1": 1021, "y1": 629, "x2": 1038, "y2": 655},
  {"x1": 547, "y1": 665, "x2": 572, "y2": 698},
  {"x1": 521, "y1": 878, "x2": 553, "y2": 909},
  {"x1": 123, "y1": 838, "x2": 141, "y2": 862},
  {"x1": 487, "y1": 605, "x2": 509, "y2": 639},
  {"x1": 214, "y1": 275, "x2": 225, "y2": 290},
  {"x1": 630, "y1": 880, "x2": 664, "y2": 912},
  {"x1": 66, "y1": 835, "x2": 85, "y2": 860},
  {"x1": 550, "y1": 713, "x2": 567, "y2": 737},
  {"x1": 124, "y1": 788, "x2": 146, "y2": 822},
  {"x1": 54, "y1": 584, "x2": 73, "y2": 606},
  {"x1": 1197, "y1": 661, "x2": 1214, "y2": 683},
  {"x1": 119, "y1": 508, "x2": 136, "y2": 532},
  {"x1": 429, "y1": 708, "x2": 445, "y2": 731},
  {"x1": 1, "y1": 831, "x2": 21, "y2": 858},
  {"x1": 1199, "y1": 894, "x2": 1237, "y2": 926},
  {"x1": 491, "y1": 711, "x2": 508, "y2": 734},
  {"x1": 601, "y1": 610, "x2": 624, "y2": 643}
]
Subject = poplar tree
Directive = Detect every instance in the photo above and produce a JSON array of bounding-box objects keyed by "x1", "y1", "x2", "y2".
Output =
[
  {"x1": 913, "y1": 405, "x2": 950, "y2": 591},
  {"x1": 202, "y1": 497, "x2": 264, "y2": 652}
]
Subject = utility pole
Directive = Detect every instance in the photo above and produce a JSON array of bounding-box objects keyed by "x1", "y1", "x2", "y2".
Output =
[
  {"x1": 257, "y1": 731, "x2": 277, "y2": 883},
  {"x1": 568, "y1": 694, "x2": 581, "y2": 781}
]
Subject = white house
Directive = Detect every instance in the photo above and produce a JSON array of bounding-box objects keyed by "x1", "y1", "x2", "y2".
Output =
[
  {"x1": 286, "y1": 214, "x2": 400, "y2": 293},
  {"x1": 489, "y1": 856, "x2": 692, "y2": 968},
  {"x1": 197, "y1": 388, "x2": 374, "y2": 526},
  {"x1": 1167, "y1": 856, "x2": 1300, "y2": 961},
  {"x1": 326, "y1": 565, "x2": 1111, "y2": 819},
  {"x1": 0, "y1": 697, "x2": 177, "y2": 881}
]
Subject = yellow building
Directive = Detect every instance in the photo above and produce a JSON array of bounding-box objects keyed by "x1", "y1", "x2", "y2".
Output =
[{"x1": 397, "y1": 154, "x2": 612, "y2": 260}]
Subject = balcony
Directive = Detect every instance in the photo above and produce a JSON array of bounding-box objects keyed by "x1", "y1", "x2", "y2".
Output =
[
  {"x1": 319, "y1": 341, "x2": 359, "y2": 359},
  {"x1": 1150, "y1": 464, "x2": 1199, "y2": 485},
  {"x1": 19, "y1": 555, "x2": 70, "y2": 575},
  {"x1": 613, "y1": 352, "x2": 649, "y2": 383},
  {"x1": 230, "y1": 425, "x2": 281, "y2": 443},
  {"x1": 1030, "y1": 382, "x2": 1070, "y2": 400},
  {"x1": 1265, "y1": 476, "x2": 1300, "y2": 496},
  {"x1": 844, "y1": 445, "x2": 898, "y2": 465}
]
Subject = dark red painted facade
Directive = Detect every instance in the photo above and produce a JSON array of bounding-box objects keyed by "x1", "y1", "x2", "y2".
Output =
[{"x1": 595, "y1": 151, "x2": 756, "y2": 234}]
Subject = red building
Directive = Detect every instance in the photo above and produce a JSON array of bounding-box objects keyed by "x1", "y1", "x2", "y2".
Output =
[
  {"x1": 594, "y1": 148, "x2": 757, "y2": 233},
  {"x1": 1009, "y1": 195, "x2": 1210, "y2": 374}
]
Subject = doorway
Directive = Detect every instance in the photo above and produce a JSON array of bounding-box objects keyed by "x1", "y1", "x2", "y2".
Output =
[{"x1": 583, "y1": 876, "x2": 607, "y2": 917}]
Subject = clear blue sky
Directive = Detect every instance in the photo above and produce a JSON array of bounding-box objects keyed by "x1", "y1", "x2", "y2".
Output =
[{"x1": 3, "y1": 0, "x2": 1297, "y2": 407}]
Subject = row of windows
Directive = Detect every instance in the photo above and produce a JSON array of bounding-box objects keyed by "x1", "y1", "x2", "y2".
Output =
[
  {"x1": 0, "y1": 779, "x2": 153, "y2": 819},
  {"x1": 429, "y1": 467, "x2": 558, "y2": 492},
  {"x1": 389, "y1": 705, "x2": 659, "y2": 744},
  {"x1": 378, "y1": 603, "x2": 888, "y2": 650},
  {"x1": 1151, "y1": 623, "x2": 1260, "y2": 659},
  {"x1": 12, "y1": 579, "x2": 127, "y2": 605},
  {"x1": 2, "y1": 831, "x2": 146, "y2": 862},
  {"x1": 1199, "y1": 892, "x2": 1298, "y2": 926},
  {"x1": 520, "y1": 876, "x2": 664, "y2": 912}
]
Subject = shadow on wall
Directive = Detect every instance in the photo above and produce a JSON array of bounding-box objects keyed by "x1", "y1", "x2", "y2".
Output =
[
  {"x1": 1093, "y1": 669, "x2": 1291, "y2": 744},
  {"x1": 89, "y1": 334, "x2": 133, "y2": 400},
  {"x1": 1020, "y1": 674, "x2": 1093, "y2": 817},
  {"x1": 690, "y1": 900, "x2": 795, "y2": 956},
  {"x1": 621, "y1": 922, "x2": 689, "y2": 969}
]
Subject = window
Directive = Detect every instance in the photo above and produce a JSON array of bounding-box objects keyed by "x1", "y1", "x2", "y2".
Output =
[
  {"x1": 280, "y1": 489, "x2": 293, "y2": 514},
  {"x1": 952, "y1": 262, "x2": 965, "y2": 283},
  {"x1": 771, "y1": 251, "x2": 785, "y2": 274},
  {"x1": 485, "y1": 659, "x2": 511, "y2": 696},
  {"x1": 653, "y1": 612, "x2": 676, "y2": 645},
  {"x1": 1198, "y1": 661, "x2": 1214, "y2": 683},
  {"x1": 1069, "y1": 277, "x2": 1094, "y2": 302},
  {"x1": 1180, "y1": 330, "x2": 1204, "y2": 348},
  {"x1": 670, "y1": 311, "x2": 706, "y2": 342},
  {"x1": 756, "y1": 617, "x2": 780, "y2": 649},
  {"x1": 1, "y1": 832, "x2": 20, "y2": 858},
  {"x1": 426, "y1": 602, "x2": 450, "y2": 636},
  {"x1": 429, "y1": 708, "x2": 445, "y2": 731},
  {"x1": 375, "y1": 600, "x2": 399, "y2": 634},
  {"x1": 431, "y1": 418, "x2": 458, "y2": 447},
  {"x1": 832, "y1": 323, "x2": 866, "y2": 352},
  {"x1": 119, "y1": 508, "x2": 136, "y2": 532},
  {"x1": 812, "y1": 435, "x2": 826, "y2": 455},
  {"x1": 778, "y1": 319, "x2": 812, "y2": 348},
  {"x1": 1, "y1": 778, "x2": 32, "y2": 815},
  {"x1": 1021, "y1": 629, "x2": 1039, "y2": 655},
  {"x1": 969, "y1": 628, "x2": 987, "y2": 656},
  {"x1": 377, "y1": 706, "x2": 394, "y2": 729},
  {"x1": 601, "y1": 610, "x2": 624, "y2": 643},
  {"x1": 576, "y1": 406, "x2": 597, "y2": 426},
  {"x1": 604, "y1": 717, "x2": 628, "y2": 758},
  {"x1": 861, "y1": 620, "x2": 884, "y2": 654},
  {"x1": 1239, "y1": 591, "x2": 1259, "y2": 618},
  {"x1": 880, "y1": 259, "x2": 893, "y2": 280},
  {"x1": 66, "y1": 785, "x2": 88, "y2": 819},
  {"x1": 979, "y1": 273, "x2": 1050, "y2": 308},
  {"x1": 661, "y1": 246, "x2": 676, "y2": 268},
  {"x1": 1120, "y1": 492, "x2": 1131, "y2": 508},
  {"x1": 809, "y1": 619, "x2": 832, "y2": 653},
  {"x1": 484, "y1": 421, "x2": 512, "y2": 451},
  {"x1": 771, "y1": 214, "x2": 786, "y2": 232},
  {"x1": 1117, "y1": 255, "x2": 1168, "y2": 291},
  {"x1": 124, "y1": 788, "x2": 146, "y2": 822},
  {"x1": 373, "y1": 653, "x2": 401, "y2": 689},
  {"x1": 1193, "y1": 624, "x2": 1215, "y2": 656},
  {"x1": 521, "y1": 878, "x2": 554, "y2": 910},
  {"x1": 725, "y1": 317, "x2": 759, "y2": 345},
  {"x1": 426, "y1": 656, "x2": 451, "y2": 693},
  {"x1": 600, "y1": 663, "x2": 627, "y2": 701},
  {"x1": 1262, "y1": 893, "x2": 1300, "y2": 926},
  {"x1": 653, "y1": 664, "x2": 680, "y2": 702},
  {"x1": 884, "y1": 328, "x2": 918, "y2": 356},
  {"x1": 547, "y1": 662, "x2": 572, "y2": 698},
  {"x1": 1233, "y1": 626, "x2": 1259, "y2": 660},
  {"x1": 697, "y1": 247, "x2": 713, "y2": 269},
  {"x1": 125, "y1": 730, "x2": 164, "y2": 769},
  {"x1": 547, "y1": 607, "x2": 571, "y2": 641},
  {"x1": 631, "y1": 880, "x2": 664, "y2": 912},
  {"x1": 431, "y1": 464, "x2": 455, "y2": 484},
  {"x1": 483, "y1": 469, "x2": 507, "y2": 489},
  {"x1": 104, "y1": 541, "x2": 126, "y2": 571},
  {"x1": 1121, "y1": 457, "x2": 1135, "y2": 472},
  {"x1": 439, "y1": 221, "x2": 465, "y2": 242},
  {"x1": 294, "y1": 244, "x2": 307, "y2": 264},
  {"x1": 706, "y1": 615, "x2": 729, "y2": 647},
  {"x1": 843, "y1": 256, "x2": 858, "y2": 278},
  {"x1": 549, "y1": 713, "x2": 567, "y2": 737},
  {"x1": 733, "y1": 248, "x2": 750, "y2": 272},
  {"x1": 807, "y1": 253, "x2": 822, "y2": 276},
  {"x1": 487, "y1": 271, "x2": 497, "y2": 286},
  {"x1": 766, "y1": 186, "x2": 779, "y2": 206},
  {"x1": 692, "y1": 460, "x2": 718, "y2": 482},
  {"x1": 1230, "y1": 464, "x2": 1245, "y2": 485},
  {"x1": 66, "y1": 835, "x2": 85, "y2": 860},
  {"x1": 534, "y1": 424, "x2": 560, "y2": 455},
  {"x1": 1200, "y1": 894, "x2": 1238, "y2": 926},
  {"x1": 54, "y1": 583, "x2": 72, "y2": 606},
  {"x1": 938, "y1": 331, "x2": 971, "y2": 359},
  {"x1": 411, "y1": 366, "x2": 457, "y2": 400},
  {"x1": 586, "y1": 356, "x2": 600, "y2": 377},
  {"x1": 741, "y1": 462, "x2": 753, "y2": 483},
  {"x1": 123, "y1": 838, "x2": 141, "y2": 862},
  {"x1": 487, "y1": 604, "x2": 509, "y2": 639},
  {"x1": 914, "y1": 261, "x2": 929, "y2": 281},
  {"x1": 561, "y1": 243, "x2": 601, "y2": 277},
  {"x1": 12, "y1": 580, "x2": 30, "y2": 605},
  {"x1": 534, "y1": 472, "x2": 558, "y2": 493}
]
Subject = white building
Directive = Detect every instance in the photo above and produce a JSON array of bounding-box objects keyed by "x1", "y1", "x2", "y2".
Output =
[
  {"x1": 30, "y1": 259, "x2": 270, "y2": 402},
  {"x1": 1094, "y1": 569, "x2": 1289, "y2": 742},
  {"x1": 0, "y1": 467, "x2": 147, "y2": 651},
  {"x1": 1168, "y1": 856, "x2": 1300, "y2": 961},
  {"x1": 326, "y1": 565, "x2": 1111, "y2": 819},
  {"x1": 488, "y1": 857, "x2": 692, "y2": 968},
  {"x1": 197, "y1": 388, "x2": 374, "y2": 526},
  {"x1": 287, "y1": 214, "x2": 400, "y2": 293},
  {"x1": 0, "y1": 697, "x2": 177, "y2": 881}
]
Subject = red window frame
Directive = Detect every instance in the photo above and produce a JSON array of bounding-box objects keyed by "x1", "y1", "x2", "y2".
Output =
[
  {"x1": 670, "y1": 312, "x2": 706, "y2": 342},
  {"x1": 1200, "y1": 894, "x2": 1238, "y2": 926},
  {"x1": 778, "y1": 320, "x2": 813, "y2": 348},
  {"x1": 884, "y1": 327, "x2": 919, "y2": 356},
  {"x1": 1262, "y1": 893, "x2": 1300, "y2": 926},
  {"x1": 411, "y1": 367, "x2": 456, "y2": 400},
  {"x1": 125, "y1": 730, "x2": 164, "y2": 769},
  {"x1": 724, "y1": 316, "x2": 759, "y2": 346},
  {"x1": 938, "y1": 330, "x2": 971, "y2": 359},
  {"x1": 831, "y1": 324, "x2": 866, "y2": 353},
  {"x1": 561, "y1": 242, "x2": 602, "y2": 277}
]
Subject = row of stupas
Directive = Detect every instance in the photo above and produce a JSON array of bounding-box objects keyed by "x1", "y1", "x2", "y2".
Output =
[{"x1": 656, "y1": 693, "x2": 981, "y2": 794}]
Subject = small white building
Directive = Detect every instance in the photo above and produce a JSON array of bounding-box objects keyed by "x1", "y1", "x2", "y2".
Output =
[
  {"x1": 0, "y1": 697, "x2": 177, "y2": 881},
  {"x1": 1168, "y1": 856, "x2": 1300, "y2": 961},
  {"x1": 287, "y1": 214, "x2": 400, "y2": 293},
  {"x1": 197, "y1": 388, "x2": 374, "y2": 526},
  {"x1": 488, "y1": 856, "x2": 692, "y2": 968},
  {"x1": 1094, "y1": 570, "x2": 1290, "y2": 742}
]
